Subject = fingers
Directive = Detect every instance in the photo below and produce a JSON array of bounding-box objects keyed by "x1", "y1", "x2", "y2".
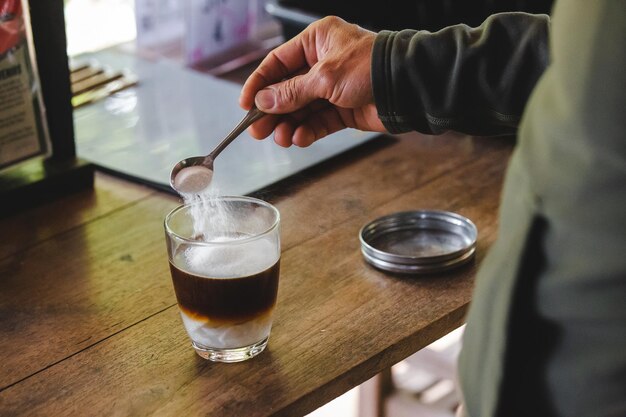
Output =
[
  {"x1": 249, "y1": 116, "x2": 297, "y2": 148},
  {"x1": 246, "y1": 101, "x2": 347, "y2": 148},
  {"x1": 292, "y1": 106, "x2": 347, "y2": 147},
  {"x1": 248, "y1": 100, "x2": 327, "y2": 146},
  {"x1": 271, "y1": 105, "x2": 348, "y2": 148},
  {"x1": 240, "y1": 31, "x2": 313, "y2": 110},
  {"x1": 274, "y1": 118, "x2": 298, "y2": 148},
  {"x1": 254, "y1": 71, "x2": 326, "y2": 114},
  {"x1": 247, "y1": 114, "x2": 281, "y2": 140}
]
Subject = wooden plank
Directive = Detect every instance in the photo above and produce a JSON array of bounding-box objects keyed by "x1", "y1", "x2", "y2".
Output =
[
  {"x1": 257, "y1": 132, "x2": 512, "y2": 251},
  {"x1": 72, "y1": 76, "x2": 139, "y2": 109},
  {"x1": 0, "y1": 134, "x2": 508, "y2": 387},
  {"x1": 0, "y1": 192, "x2": 178, "y2": 390},
  {"x1": 0, "y1": 173, "x2": 155, "y2": 260},
  {"x1": 0, "y1": 142, "x2": 511, "y2": 416},
  {"x1": 0, "y1": 133, "x2": 510, "y2": 390},
  {"x1": 70, "y1": 66, "x2": 104, "y2": 84},
  {"x1": 71, "y1": 72, "x2": 125, "y2": 96}
]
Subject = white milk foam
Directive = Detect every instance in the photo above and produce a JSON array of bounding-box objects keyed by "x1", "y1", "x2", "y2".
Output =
[
  {"x1": 182, "y1": 239, "x2": 278, "y2": 278},
  {"x1": 181, "y1": 311, "x2": 273, "y2": 349}
]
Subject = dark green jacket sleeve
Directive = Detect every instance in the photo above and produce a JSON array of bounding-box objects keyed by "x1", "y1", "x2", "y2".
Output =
[{"x1": 371, "y1": 12, "x2": 550, "y2": 136}]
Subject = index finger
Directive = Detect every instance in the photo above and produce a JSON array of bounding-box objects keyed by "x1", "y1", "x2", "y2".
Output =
[{"x1": 239, "y1": 29, "x2": 318, "y2": 109}]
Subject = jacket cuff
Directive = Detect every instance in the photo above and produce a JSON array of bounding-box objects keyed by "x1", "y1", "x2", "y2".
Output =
[{"x1": 371, "y1": 30, "x2": 416, "y2": 134}]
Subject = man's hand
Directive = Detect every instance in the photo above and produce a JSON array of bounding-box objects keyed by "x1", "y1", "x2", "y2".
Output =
[{"x1": 239, "y1": 16, "x2": 386, "y2": 147}]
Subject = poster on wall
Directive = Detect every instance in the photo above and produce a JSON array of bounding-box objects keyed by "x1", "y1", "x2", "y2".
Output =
[{"x1": 0, "y1": 0, "x2": 49, "y2": 169}]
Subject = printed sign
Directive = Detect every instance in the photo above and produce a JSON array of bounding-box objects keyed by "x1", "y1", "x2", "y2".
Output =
[{"x1": 0, "y1": 0, "x2": 48, "y2": 169}]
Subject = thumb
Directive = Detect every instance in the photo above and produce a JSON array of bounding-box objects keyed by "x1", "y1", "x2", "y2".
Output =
[{"x1": 254, "y1": 73, "x2": 319, "y2": 114}]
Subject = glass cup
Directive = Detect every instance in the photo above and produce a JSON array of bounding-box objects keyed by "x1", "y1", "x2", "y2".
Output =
[{"x1": 164, "y1": 196, "x2": 280, "y2": 362}]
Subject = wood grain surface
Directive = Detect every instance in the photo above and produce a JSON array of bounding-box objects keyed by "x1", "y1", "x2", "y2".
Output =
[
  {"x1": 0, "y1": 174, "x2": 154, "y2": 260},
  {"x1": 0, "y1": 132, "x2": 513, "y2": 416}
]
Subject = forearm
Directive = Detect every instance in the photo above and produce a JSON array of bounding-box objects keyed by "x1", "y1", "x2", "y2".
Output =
[{"x1": 372, "y1": 12, "x2": 550, "y2": 136}]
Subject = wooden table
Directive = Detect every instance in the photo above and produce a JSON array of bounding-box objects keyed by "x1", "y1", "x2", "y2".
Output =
[{"x1": 0, "y1": 131, "x2": 512, "y2": 416}]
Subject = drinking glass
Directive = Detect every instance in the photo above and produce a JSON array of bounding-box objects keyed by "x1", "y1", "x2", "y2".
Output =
[{"x1": 164, "y1": 196, "x2": 280, "y2": 362}]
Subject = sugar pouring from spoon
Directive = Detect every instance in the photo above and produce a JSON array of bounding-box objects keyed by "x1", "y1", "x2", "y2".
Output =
[{"x1": 170, "y1": 106, "x2": 266, "y2": 194}]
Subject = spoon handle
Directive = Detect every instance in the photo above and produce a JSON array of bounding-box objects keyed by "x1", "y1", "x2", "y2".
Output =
[{"x1": 207, "y1": 106, "x2": 265, "y2": 160}]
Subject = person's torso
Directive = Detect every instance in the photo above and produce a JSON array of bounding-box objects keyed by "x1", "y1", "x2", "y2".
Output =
[{"x1": 459, "y1": 2, "x2": 626, "y2": 416}]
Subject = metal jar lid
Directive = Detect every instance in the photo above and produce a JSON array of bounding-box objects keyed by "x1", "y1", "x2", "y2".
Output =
[{"x1": 359, "y1": 210, "x2": 477, "y2": 274}]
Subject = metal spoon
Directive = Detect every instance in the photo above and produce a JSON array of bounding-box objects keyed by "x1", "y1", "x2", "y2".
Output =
[{"x1": 170, "y1": 106, "x2": 265, "y2": 194}]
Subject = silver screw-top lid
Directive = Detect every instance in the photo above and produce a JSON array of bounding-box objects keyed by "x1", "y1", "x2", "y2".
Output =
[{"x1": 359, "y1": 210, "x2": 477, "y2": 274}]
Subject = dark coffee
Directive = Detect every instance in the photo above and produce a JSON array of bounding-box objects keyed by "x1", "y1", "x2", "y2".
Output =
[{"x1": 169, "y1": 260, "x2": 280, "y2": 324}]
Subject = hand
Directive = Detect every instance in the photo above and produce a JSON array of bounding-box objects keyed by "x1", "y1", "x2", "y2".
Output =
[{"x1": 239, "y1": 16, "x2": 386, "y2": 147}]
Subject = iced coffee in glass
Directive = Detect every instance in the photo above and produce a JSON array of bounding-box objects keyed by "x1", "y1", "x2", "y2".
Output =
[{"x1": 164, "y1": 196, "x2": 280, "y2": 362}]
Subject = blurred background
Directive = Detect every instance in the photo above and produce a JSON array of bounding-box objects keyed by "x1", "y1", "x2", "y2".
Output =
[
  {"x1": 64, "y1": 0, "x2": 554, "y2": 61},
  {"x1": 62, "y1": 1, "x2": 553, "y2": 416}
]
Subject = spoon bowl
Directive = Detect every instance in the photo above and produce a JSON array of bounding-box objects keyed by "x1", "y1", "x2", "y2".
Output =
[
  {"x1": 169, "y1": 106, "x2": 265, "y2": 194},
  {"x1": 169, "y1": 156, "x2": 212, "y2": 191}
]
